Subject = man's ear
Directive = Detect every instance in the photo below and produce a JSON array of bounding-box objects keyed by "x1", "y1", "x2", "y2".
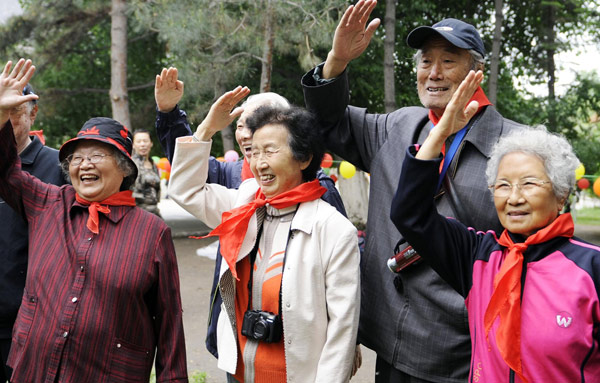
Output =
[{"x1": 30, "y1": 104, "x2": 38, "y2": 123}]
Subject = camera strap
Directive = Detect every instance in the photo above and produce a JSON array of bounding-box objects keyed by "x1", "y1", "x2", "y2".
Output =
[{"x1": 246, "y1": 209, "x2": 296, "y2": 318}]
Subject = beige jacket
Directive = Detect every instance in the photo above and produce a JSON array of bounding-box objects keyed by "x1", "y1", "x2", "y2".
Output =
[{"x1": 169, "y1": 138, "x2": 360, "y2": 382}]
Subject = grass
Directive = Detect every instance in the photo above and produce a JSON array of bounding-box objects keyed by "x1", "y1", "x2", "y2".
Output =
[
  {"x1": 573, "y1": 207, "x2": 600, "y2": 226},
  {"x1": 149, "y1": 369, "x2": 207, "y2": 383}
]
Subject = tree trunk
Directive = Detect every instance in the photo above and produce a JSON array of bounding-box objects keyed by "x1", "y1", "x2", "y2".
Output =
[
  {"x1": 488, "y1": 0, "x2": 503, "y2": 104},
  {"x1": 383, "y1": 0, "x2": 396, "y2": 113},
  {"x1": 542, "y1": 2, "x2": 557, "y2": 128},
  {"x1": 109, "y1": 0, "x2": 130, "y2": 128},
  {"x1": 259, "y1": 0, "x2": 274, "y2": 93},
  {"x1": 337, "y1": 169, "x2": 369, "y2": 227}
]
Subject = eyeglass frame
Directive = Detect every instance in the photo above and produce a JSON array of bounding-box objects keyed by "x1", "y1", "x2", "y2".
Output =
[
  {"x1": 488, "y1": 178, "x2": 552, "y2": 197},
  {"x1": 66, "y1": 153, "x2": 113, "y2": 167}
]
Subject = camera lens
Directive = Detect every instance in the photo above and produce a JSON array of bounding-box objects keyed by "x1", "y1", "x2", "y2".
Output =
[{"x1": 253, "y1": 319, "x2": 268, "y2": 340}]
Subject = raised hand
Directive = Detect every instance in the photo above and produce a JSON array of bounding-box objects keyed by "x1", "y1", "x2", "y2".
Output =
[
  {"x1": 416, "y1": 71, "x2": 483, "y2": 161},
  {"x1": 0, "y1": 59, "x2": 38, "y2": 127},
  {"x1": 155, "y1": 67, "x2": 184, "y2": 113},
  {"x1": 194, "y1": 86, "x2": 251, "y2": 141},
  {"x1": 437, "y1": 70, "x2": 483, "y2": 137},
  {"x1": 323, "y1": 0, "x2": 380, "y2": 79}
]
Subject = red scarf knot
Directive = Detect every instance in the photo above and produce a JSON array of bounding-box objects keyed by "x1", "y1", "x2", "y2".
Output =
[
  {"x1": 204, "y1": 179, "x2": 326, "y2": 280},
  {"x1": 483, "y1": 213, "x2": 574, "y2": 383},
  {"x1": 75, "y1": 190, "x2": 136, "y2": 234}
]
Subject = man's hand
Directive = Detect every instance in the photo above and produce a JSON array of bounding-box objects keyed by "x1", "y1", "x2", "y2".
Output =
[
  {"x1": 322, "y1": 0, "x2": 380, "y2": 79},
  {"x1": 194, "y1": 86, "x2": 251, "y2": 141},
  {"x1": 155, "y1": 67, "x2": 184, "y2": 113},
  {"x1": 0, "y1": 59, "x2": 38, "y2": 128},
  {"x1": 416, "y1": 70, "x2": 483, "y2": 161}
]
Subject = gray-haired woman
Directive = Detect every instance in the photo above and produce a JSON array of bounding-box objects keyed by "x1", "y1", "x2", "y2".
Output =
[{"x1": 391, "y1": 71, "x2": 600, "y2": 382}]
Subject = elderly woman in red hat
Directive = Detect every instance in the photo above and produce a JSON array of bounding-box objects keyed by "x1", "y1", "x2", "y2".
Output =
[{"x1": 0, "y1": 59, "x2": 188, "y2": 383}]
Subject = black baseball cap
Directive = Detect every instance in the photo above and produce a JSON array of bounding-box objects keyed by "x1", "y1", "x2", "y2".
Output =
[
  {"x1": 23, "y1": 83, "x2": 37, "y2": 105},
  {"x1": 407, "y1": 18, "x2": 485, "y2": 58}
]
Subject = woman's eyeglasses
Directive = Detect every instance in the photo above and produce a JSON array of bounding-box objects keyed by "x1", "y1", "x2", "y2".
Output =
[
  {"x1": 489, "y1": 178, "x2": 551, "y2": 197},
  {"x1": 67, "y1": 153, "x2": 112, "y2": 167}
]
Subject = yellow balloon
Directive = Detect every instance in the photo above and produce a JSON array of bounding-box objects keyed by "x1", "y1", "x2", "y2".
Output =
[
  {"x1": 575, "y1": 163, "x2": 585, "y2": 180},
  {"x1": 339, "y1": 161, "x2": 356, "y2": 179}
]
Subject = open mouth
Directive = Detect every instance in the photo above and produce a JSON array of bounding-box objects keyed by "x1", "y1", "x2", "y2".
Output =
[
  {"x1": 427, "y1": 87, "x2": 449, "y2": 92},
  {"x1": 260, "y1": 174, "x2": 274, "y2": 182},
  {"x1": 80, "y1": 174, "x2": 99, "y2": 183}
]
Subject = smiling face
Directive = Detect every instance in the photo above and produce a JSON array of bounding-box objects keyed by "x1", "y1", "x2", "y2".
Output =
[
  {"x1": 69, "y1": 141, "x2": 126, "y2": 202},
  {"x1": 494, "y1": 152, "x2": 564, "y2": 237},
  {"x1": 250, "y1": 123, "x2": 310, "y2": 198},
  {"x1": 416, "y1": 37, "x2": 473, "y2": 118},
  {"x1": 133, "y1": 131, "x2": 153, "y2": 158}
]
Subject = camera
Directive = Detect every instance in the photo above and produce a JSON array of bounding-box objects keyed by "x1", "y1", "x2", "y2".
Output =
[{"x1": 241, "y1": 309, "x2": 283, "y2": 343}]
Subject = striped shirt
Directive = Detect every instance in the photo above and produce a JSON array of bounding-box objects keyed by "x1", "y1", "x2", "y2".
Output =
[{"x1": 0, "y1": 126, "x2": 188, "y2": 383}]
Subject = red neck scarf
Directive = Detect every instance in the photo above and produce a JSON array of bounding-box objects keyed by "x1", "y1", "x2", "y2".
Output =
[
  {"x1": 204, "y1": 179, "x2": 326, "y2": 280},
  {"x1": 484, "y1": 213, "x2": 574, "y2": 382},
  {"x1": 75, "y1": 190, "x2": 136, "y2": 234},
  {"x1": 241, "y1": 158, "x2": 253, "y2": 181},
  {"x1": 428, "y1": 86, "x2": 492, "y2": 125}
]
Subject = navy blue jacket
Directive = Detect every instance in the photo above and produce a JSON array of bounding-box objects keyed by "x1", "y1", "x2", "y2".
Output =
[
  {"x1": 0, "y1": 136, "x2": 66, "y2": 338},
  {"x1": 156, "y1": 105, "x2": 347, "y2": 357}
]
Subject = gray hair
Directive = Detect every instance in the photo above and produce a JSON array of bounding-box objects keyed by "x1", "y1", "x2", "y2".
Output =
[
  {"x1": 242, "y1": 92, "x2": 290, "y2": 110},
  {"x1": 413, "y1": 48, "x2": 485, "y2": 71},
  {"x1": 485, "y1": 126, "x2": 579, "y2": 201},
  {"x1": 61, "y1": 145, "x2": 137, "y2": 190}
]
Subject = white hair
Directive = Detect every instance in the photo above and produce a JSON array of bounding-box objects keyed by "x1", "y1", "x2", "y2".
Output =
[
  {"x1": 485, "y1": 126, "x2": 579, "y2": 201},
  {"x1": 242, "y1": 92, "x2": 290, "y2": 110}
]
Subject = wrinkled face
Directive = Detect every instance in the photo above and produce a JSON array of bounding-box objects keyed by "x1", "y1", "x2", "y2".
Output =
[
  {"x1": 494, "y1": 152, "x2": 563, "y2": 237},
  {"x1": 9, "y1": 103, "x2": 37, "y2": 153},
  {"x1": 416, "y1": 37, "x2": 473, "y2": 118},
  {"x1": 133, "y1": 132, "x2": 153, "y2": 157},
  {"x1": 69, "y1": 141, "x2": 126, "y2": 202},
  {"x1": 250, "y1": 124, "x2": 310, "y2": 198},
  {"x1": 236, "y1": 103, "x2": 260, "y2": 162}
]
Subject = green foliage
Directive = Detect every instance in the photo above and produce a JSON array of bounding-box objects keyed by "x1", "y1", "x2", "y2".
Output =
[{"x1": 0, "y1": 0, "x2": 167, "y2": 154}]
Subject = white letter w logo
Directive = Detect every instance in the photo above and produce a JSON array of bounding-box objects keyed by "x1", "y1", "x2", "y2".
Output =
[{"x1": 556, "y1": 315, "x2": 572, "y2": 328}]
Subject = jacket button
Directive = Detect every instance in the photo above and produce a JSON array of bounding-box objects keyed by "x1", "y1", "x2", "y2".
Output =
[
  {"x1": 62, "y1": 331, "x2": 68, "y2": 338},
  {"x1": 72, "y1": 297, "x2": 78, "y2": 303},
  {"x1": 117, "y1": 343, "x2": 121, "y2": 348}
]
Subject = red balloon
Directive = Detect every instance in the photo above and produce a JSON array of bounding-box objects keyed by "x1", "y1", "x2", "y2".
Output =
[
  {"x1": 321, "y1": 153, "x2": 333, "y2": 168},
  {"x1": 577, "y1": 178, "x2": 590, "y2": 190}
]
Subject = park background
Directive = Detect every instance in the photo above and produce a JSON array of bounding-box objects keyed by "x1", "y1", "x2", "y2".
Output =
[{"x1": 1, "y1": 1, "x2": 600, "y2": 382}]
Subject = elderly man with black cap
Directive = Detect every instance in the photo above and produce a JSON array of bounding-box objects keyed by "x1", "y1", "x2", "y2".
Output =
[
  {"x1": 0, "y1": 59, "x2": 188, "y2": 383},
  {"x1": 301, "y1": 1, "x2": 525, "y2": 382}
]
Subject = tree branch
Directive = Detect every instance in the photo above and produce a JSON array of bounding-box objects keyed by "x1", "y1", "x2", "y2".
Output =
[{"x1": 41, "y1": 81, "x2": 155, "y2": 95}]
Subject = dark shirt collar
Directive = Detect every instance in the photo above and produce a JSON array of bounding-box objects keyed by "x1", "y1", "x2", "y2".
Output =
[{"x1": 19, "y1": 136, "x2": 43, "y2": 165}]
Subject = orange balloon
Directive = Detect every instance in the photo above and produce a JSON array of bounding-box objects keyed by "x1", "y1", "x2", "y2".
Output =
[
  {"x1": 321, "y1": 153, "x2": 333, "y2": 168},
  {"x1": 157, "y1": 157, "x2": 169, "y2": 170},
  {"x1": 594, "y1": 178, "x2": 600, "y2": 197}
]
